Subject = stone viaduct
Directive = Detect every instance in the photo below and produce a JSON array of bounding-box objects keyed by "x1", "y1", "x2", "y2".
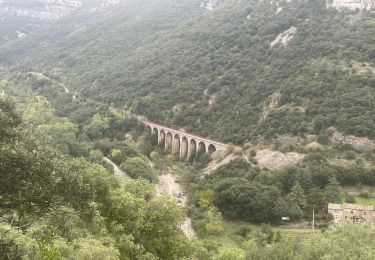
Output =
[{"x1": 142, "y1": 120, "x2": 228, "y2": 159}]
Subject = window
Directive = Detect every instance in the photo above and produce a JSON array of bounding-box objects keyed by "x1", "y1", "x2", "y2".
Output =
[
  {"x1": 351, "y1": 211, "x2": 353, "y2": 214},
  {"x1": 363, "y1": 212, "x2": 366, "y2": 215}
]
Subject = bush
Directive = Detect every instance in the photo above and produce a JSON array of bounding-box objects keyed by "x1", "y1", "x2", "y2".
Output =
[
  {"x1": 344, "y1": 150, "x2": 356, "y2": 160},
  {"x1": 250, "y1": 149, "x2": 257, "y2": 157},
  {"x1": 359, "y1": 191, "x2": 370, "y2": 198},
  {"x1": 120, "y1": 157, "x2": 156, "y2": 182},
  {"x1": 345, "y1": 194, "x2": 356, "y2": 203},
  {"x1": 317, "y1": 133, "x2": 330, "y2": 145},
  {"x1": 243, "y1": 143, "x2": 252, "y2": 150}
]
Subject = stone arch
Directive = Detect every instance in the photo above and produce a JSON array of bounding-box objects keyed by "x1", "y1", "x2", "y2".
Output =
[
  {"x1": 180, "y1": 136, "x2": 189, "y2": 159},
  {"x1": 159, "y1": 130, "x2": 166, "y2": 146},
  {"x1": 198, "y1": 141, "x2": 206, "y2": 155},
  {"x1": 146, "y1": 125, "x2": 152, "y2": 134},
  {"x1": 208, "y1": 144, "x2": 217, "y2": 154},
  {"x1": 188, "y1": 139, "x2": 197, "y2": 160},
  {"x1": 150, "y1": 127, "x2": 158, "y2": 145},
  {"x1": 166, "y1": 132, "x2": 173, "y2": 152},
  {"x1": 173, "y1": 134, "x2": 180, "y2": 156}
]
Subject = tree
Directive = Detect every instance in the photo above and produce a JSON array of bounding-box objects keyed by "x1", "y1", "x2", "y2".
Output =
[
  {"x1": 23, "y1": 95, "x2": 55, "y2": 125},
  {"x1": 83, "y1": 113, "x2": 110, "y2": 140},
  {"x1": 288, "y1": 181, "x2": 307, "y2": 210},
  {"x1": 205, "y1": 207, "x2": 224, "y2": 235},
  {"x1": 198, "y1": 189, "x2": 214, "y2": 209},
  {"x1": 120, "y1": 157, "x2": 156, "y2": 182},
  {"x1": 273, "y1": 197, "x2": 303, "y2": 221},
  {"x1": 215, "y1": 245, "x2": 245, "y2": 260},
  {"x1": 345, "y1": 194, "x2": 356, "y2": 203},
  {"x1": 325, "y1": 177, "x2": 342, "y2": 204},
  {"x1": 0, "y1": 97, "x2": 21, "y2": 142}
]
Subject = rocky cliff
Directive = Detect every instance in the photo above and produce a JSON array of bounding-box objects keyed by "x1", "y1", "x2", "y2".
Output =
[
  {"x1": 0, "y1": 0, "x2": 124, "y2": 45},
  {"x1": 200, "y1": 0, "x2": 224, "y2": 11},
  {"x1": 0, "y1": 0, "x2": 83, "y2": 21},
  {"x1": 327, "y1": 0, "x2": 375, "y2": 10}
]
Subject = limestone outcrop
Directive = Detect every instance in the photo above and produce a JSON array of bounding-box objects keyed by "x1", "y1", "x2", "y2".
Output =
[
  {"x1": 327, "y1": 0, "x2": 375, "y2": 10},
  {"x1": 200, "y1": 0, "x2": 224, "y2": 11}
]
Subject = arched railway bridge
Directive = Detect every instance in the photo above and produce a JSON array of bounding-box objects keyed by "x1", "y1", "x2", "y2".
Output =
[{"x1": 142, "y1": 120, "x2": 228, "y2": 159}]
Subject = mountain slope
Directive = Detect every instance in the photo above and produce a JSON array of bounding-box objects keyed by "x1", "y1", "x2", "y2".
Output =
[
  {"x1": 0, "y1": 0, "x2": 374, "y2": 144},
  {"x1": 0, "y1": 0, "x2": 131, "y2": 46}
]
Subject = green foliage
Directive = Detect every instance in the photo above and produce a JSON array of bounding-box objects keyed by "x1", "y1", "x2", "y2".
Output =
[
  {"x1": 240, "y1": 223, "x2": 375, "y2": 259},
  {"x1": 23, "y1": 94, "x2": 55, "y2": 125},
  {"x1": 2, "y1": 0, "x2": 374, "y2": 144},
  {"x1": 215, "y1": 245, "x2": 245, "y2": 260},
  {"x1": 205, "y1": 208, "x2": 225, "y2": 235},
  {"x1": 197, "y1": 154, "x2": 361, "y2": 223},
  {"x1": 0, "y1": 97, "x2": 21, "y2": 140},
  {"x1": 345, "y1": 194, "x2": 356, "y2": 203},
  {"x1": 213, "y1": 177, "x2": 283, "y2": 223},
  {"x1": 324, "y1": 177, "x2": 342, "y2": 204},
  {"x1": 317, "y1": 132, "x2": 330, "y2": 145},
  {"x1": 0, "y1": 96, "x2": 205, "y2": 259},
  {"x1": 84, "y1": 113, "x2": 110, "y2": 140},
  {"x1": 288, "y1": 182, "x2": 307, "y2": 210},
  {"x1": 120, "y1": 157, "x2": 156, "y2": 182},
  {"x1": 344, "y1": 150, "x2": 356, "y2": 160}
]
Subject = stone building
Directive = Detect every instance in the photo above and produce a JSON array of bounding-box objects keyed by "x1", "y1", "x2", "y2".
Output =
[{"x1": 328, "y1": 203, "x2": 375, "y2": 224}]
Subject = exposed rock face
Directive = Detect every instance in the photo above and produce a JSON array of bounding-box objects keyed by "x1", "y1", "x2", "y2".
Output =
[
  {"x1": 0, "y1": 0, "x2": 124, "y2": 44},
  {"x1": 1, "y1": 0, "x2": 83, "y2": 21},
  {"x1": 200, "y1": 0, "x2": 224, "y2": 11},
  {"x1": 327, "y1": 0, "x2": 375, "y2": 10},
  {"x1": 332, "y1": 131, "x2": 375, "y2": 151},
  {"x1": 255, "y1": 149, "x2": 305, "y2": 170},
  {"x1": 270, "y1": 26, "x2": 297, "y2": 47}
]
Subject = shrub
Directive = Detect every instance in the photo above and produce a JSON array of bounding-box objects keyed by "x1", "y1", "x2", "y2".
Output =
[
  {"x1": 243, "y1": 143, "x2": 252, "y2": 150},
  {"x1": 345, "y1": 194, "x2": 356, "y2": 203},
  {"x1": 344, "y1": 150, "x2": 356, "y2": 160},
  {"x1": 317, "y1": 133, "x2": 330, "y2": 145},
  {"x1": 250, "y1": 149, "x2": 257, "y2": 157}
]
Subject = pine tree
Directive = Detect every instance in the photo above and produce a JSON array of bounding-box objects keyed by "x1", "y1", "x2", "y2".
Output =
[
  {"x1": 325, "y1": 177, "x2": 342, "y2": 204},
  {"x1": 288, "y1": 181, "x2": 307, "y2": 210}
]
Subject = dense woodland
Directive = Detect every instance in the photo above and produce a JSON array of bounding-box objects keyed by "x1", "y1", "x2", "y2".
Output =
[
  {"x1": 2, "y1": 93, "x2": 375, "y2": 259},
  {"x1": 0, "y1": 95, "x2": 213, "y2": 259},
  {"x1": 1, "y1": 0, "x2": 374, "y2": 144},
  {"x1": 1, "y1": 0, "x2": 375, "y2": 258}
]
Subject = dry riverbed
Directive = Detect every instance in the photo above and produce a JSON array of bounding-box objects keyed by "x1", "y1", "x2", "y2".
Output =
[
  {"x1": 155, "y1": 170, "x2": 195, "y2": 238},
  {"x1": 103, "y1": 157, "x2": 127, "y2": 181}
]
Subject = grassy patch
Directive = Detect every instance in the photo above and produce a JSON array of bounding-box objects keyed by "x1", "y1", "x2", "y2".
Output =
[
  {"x1": 198, "y1": 219, "x2": 318, "y2": 249},
  {"x1": 355, "y1": 196, "x2": 375, "y2": 206},
  {"x1": 342, "y1": 185, "x2": 375, "y2": 193}
]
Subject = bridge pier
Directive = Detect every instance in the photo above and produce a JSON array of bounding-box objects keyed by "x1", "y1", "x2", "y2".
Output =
[
  {"x1": 180, "y1": 137, "x2": 188, "y2": 159},
  {"x1": 157, "y1": 129, "x2": 164, "y2": 145},
  {"x1": 172, "y1": 135, "x2": 180, "y2": 156}
]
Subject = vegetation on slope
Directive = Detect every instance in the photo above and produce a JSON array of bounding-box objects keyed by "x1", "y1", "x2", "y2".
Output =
[
  {"x1": 1, "y1": 0, "x2": 374, "y2": 144},
  {"x1": 0, "y1": 96, "x2": 209, "y2": 259}
]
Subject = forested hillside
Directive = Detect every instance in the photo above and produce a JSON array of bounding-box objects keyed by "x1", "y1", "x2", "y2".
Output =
[
  {"x1": 1, "y1": 0, "x2": 374, "y2": 144},
  {"x1": 1, "y1": 1, "x2": 375, "y2": 258}
]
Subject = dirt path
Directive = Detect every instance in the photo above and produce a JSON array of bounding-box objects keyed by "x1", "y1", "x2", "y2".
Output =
[
  {"x1": 155, "y1": 170, "x2": 195, "y2": 238},
  {"x1": 28, "y1": 71, "x2": 80, "y2": 102},
  {"x1": 103, "y1": 157, "x2": 127, "y2": 181}
]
